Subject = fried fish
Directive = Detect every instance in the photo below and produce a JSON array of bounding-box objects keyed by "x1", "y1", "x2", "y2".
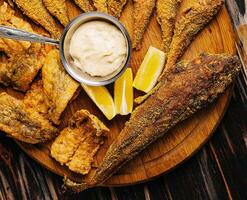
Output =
[
  {"x1": 42, "y1": 49, "x2": 80, "y2": 125},
  {"x1": 65, "y1": 53, "x2": 240, "y2": 191},
  {"x1": 43, "y1": 0, "x2": 69, "y2": 26},
  {"x1": 0, "y1": 2, "x2": 46, "y2": 91},
  {"x1": 0, "y1": 92, "x2": 57, "y2": 144},
  {"x1": 12, "y1": 0, "x2": 62, "y2": 38},
  {"x1": 51, "y1": 110, "x2": 109, "y2": 175},
  {"x1": 73, "y1": 0, "x2": 95, "y2": 12},
  {"x1": 132, "y1": 0, "x2": 156, "y2": 50},
  {"x1": 93, "y1": 0, "x2": 107, "y2": 13},
  {"x1": 156, "y1": 0, "x2": 181, "y2": 52},
  {"x1": 164, "y1": 0, "x2": 224, "y2": 71},
  {"x1": 107, "y1": 0, "x2": 127, "y2": 18}
]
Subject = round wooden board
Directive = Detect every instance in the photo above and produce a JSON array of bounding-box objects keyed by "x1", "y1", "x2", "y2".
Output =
[{"x1": 17, "y1": 0, "x2": 236, "y2": 186}]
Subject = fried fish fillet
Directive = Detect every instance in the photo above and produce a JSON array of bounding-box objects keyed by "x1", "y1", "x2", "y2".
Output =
[
  {"x1": 43, "y1": 0, "x2": 69, "y2": 26},
  {"x1": 93, "y1": 0, "x2": 107, "y2": 13},
  {"x1": 164, "y1": 0, "x2": 224, "y2": 71},
  {"x1": 0, "y1": 2, "x2": 46, "y2": 91},
  {"x1": 0, "y1": 92, "x2": 57, "y2": 144},
  {"x1": 66, "y1": 53, "x2": 240, "y2": 191},
  {"x1": 156, "y1": 0, "x2": 181, "y2": 52},
  {"x1": 107, "y1": 0, "x2": 127, "y2": 18},
  {"x1": 12, "y1": 0, "x2": 62, "y2": 38},
  {"x1": 132, "y1": 0, "x2": 156, "y2": 50},
  {"x1": 42, "y1": 49, "x2": 80, "y2": 125},
  {"x1": 51, "y1": 110, "x2": 109, "y2": 175},
  {"x1": 73, "y1": 0, "x2": 95, "y2": 12}
]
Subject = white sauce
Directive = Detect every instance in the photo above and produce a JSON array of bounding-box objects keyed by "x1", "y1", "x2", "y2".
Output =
[{"x1": 69, "y1": 20, "x2": 127, "y2": 77}]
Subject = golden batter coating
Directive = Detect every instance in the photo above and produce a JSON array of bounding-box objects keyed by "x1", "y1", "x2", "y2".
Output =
[
  {"x1": 165, "y1": 0, "x2": 224, "y2": 71},
  {"x1": 156, "y1": 0, "x2": 181, "y2": 52},
  {"x1": 43, "y1": 0, "x2": 69, "y2": 26},
  {"x1": 132, "y1": 0, "x2": 156, "y2": 50},
  {"x1": 107, "y1": 0, "x2": 127, "y2": 18},
  {"x1": 73, "y1": 0, "x2": 95, "y2": 12},
  {"x1": 93, "y1": 0, "x2": 107, "y2": 13},
  {"x1": 0, "y1": 92, "x2": 57, "y2": 144},
  {"x1": 65, "y1": 53, "x2": 240, "y2": 191},
  {"x1": 12, "y1": 0, "x2": 62, "y2": 38},
  {"x1": 42, "y1": 49, "x2": 80, "y2": 125},
  {"x1": 51, "y1": 110, "x2": 109, "y2": 175}
]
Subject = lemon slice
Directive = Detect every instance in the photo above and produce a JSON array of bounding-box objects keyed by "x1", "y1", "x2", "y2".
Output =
[
  {"x1": 114, "y1": 68, "x2": 133, "y2": 115},
  {"x1": 81, "y1": 84, "x2": 116, "y2": 120},
  {"x1": 133, "y1": 46, "x2": 166, "y2": 93}
]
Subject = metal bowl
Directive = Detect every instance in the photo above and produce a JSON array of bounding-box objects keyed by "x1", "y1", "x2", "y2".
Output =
[{"x1": 59, "y1": 12, "x2": 132, "y2": 86}]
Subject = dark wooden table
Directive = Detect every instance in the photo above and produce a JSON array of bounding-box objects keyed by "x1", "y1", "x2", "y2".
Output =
[{"x1": 0, "y1": 1, "x2": 247, "y2": 200}]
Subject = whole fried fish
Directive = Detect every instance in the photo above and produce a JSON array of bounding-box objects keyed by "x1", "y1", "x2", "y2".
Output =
[
  {"x1": 164, "y1": 0, "x2": 224, "y2": 71},
  {"x1": 42, "y1": 49, "x2": 80, "y2": 125},
  {"x1": 0, "y1": 92, "x2": 57, "y2": 144},
  {"x1": 43, "y1": 0, "x2": 69, "y2": 26},
  {"x1": 93, "y1": 0, "x2": 107, "y2": 13},
  {"x1": 12, "y1": 0, "x2": 62, "y2": 38},
  {"x1": 132, "y1": 0, "x2": 156, "y2": 50},
  {"x1": 51, "y1": 110, "x2": 109, "y2": 175},
  {"x1": 156, "y1": 0, "x2": 181, "y2": 52},
  {"x1": 73, "y1": 0, "x2": 95, "y2": 12},
  {"x1": 66, "y1": 53, "x2": 240, "y2": 191},
  {"x1": 107, "y1": 0, "x2": 127, "y2": 18}
]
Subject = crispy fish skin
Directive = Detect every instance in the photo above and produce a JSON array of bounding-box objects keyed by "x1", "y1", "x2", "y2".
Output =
[
  {"x1": 66, "y1": 53, "x2": 240, "y2": 191},
  {"x1": 107, "y1": 0, "x2": 127, "y2": 18},
  {"x1": 156, "y1": 0, "x2": 181, "y2": 52},
  {"x1": 42, "y1": 49, "x2": 80, "y2": 125},
  {"x1": 164, "y1": 0, "x2": 224, "y2": 71},
  {"x1": 93, "y1": 0, "x2": 107, "y2": 13},
  {"x1": 132, "y1": 0, "x2": 156, "y2": 50},
  {"x1": 42, "y1": 0, "x2": 69, "y2": 26},
  {"x1": 12, "y1": 0, "x2": 62, "y2": 38},
  {"x1": 0, "y1": 92, "x2": 57, "y2": 144},
  {"x1": 73, "y1": 0, "x2": 95, "y2": 12},
  {"x1": 51, "y1": 110, "x2": 109, "y2": 175}
]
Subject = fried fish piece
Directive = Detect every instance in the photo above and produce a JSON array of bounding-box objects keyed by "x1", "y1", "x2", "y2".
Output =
[
  {"x1": 165, "y1": 0, "x2": 224, "y2": 71},
  {"x1": 65, "y1": 53, "x2": 240, "y2": 191},
  {"x1": 43, "y1": 0, "x2": 69, "y2": 26},
  {"x1": 73, "y1": 0, "x2": 95, "y2": 12},
  {"x1": 132, "y1": 0, "x2": 156, "y2": 50},
  {"x1": 156, "y1": 0, "x2": 181, "y2": 52},
  {"x1": 93, "y1": 0, "x2": 107, "y2": 13},
  {"x1": 42, "y1": 49, "x2": 80, "y2": 125},
  {"x1": 12, "y1": 0, "x2": 62, "y2": 38},
  {"x1": 0, "y1": 92, "x2": 58, "y2": 144},
  {"x1": 107, "y1": 0, "x2": 127, "y2": 18},
  {"x1": 51, "y1": 110, "x2": 109, "y2": 175},
  {"x1": 0, "y1": 2, "x2": 46, "y2": 91}
]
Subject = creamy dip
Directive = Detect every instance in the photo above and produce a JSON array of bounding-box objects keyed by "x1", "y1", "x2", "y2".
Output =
[{"x1": 69, "y1": 20, "x2": 127, "y2": 77}]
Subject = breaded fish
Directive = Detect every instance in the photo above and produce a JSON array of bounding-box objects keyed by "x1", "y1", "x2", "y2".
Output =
[
  {"x1": 164, "y1": 0, "x2": 224, "y2": 71},
  {"x1": 107, "y1": 0, "x2": 127, "y2": 18},
  {"x1": 73, "y1": 0, "x2": 95, "y2": 12},
  {"x1": 0, "y1": 92, "x2": 57, "y2": 144},
  {"x1": 93, "y1": 0, "x2": 107, "y2": 13},
  {"x1": 132, "y1": 0, "x2": 156, "y2": 50},
  {"x1": 42, "y1": 49, "x2": 80, "y2": 125},
  {"x1": 156, "y1": 0, "x2": 181, "y2": 52},
  {"x1": 0, "y1": 2, "x2": 46, "y2": 91},
  {"x1": 43, "y1": 0, "x2": 69, "y2": 26},
  {"x1": 51, "y1": 110, "x2": 109, "y2": 175},
  {"x1": 66, "y1": 53, "x2": 240, "y2": 191},
  {"x1": 12, "y1": 0, "x2": 62, "y2": 38}
]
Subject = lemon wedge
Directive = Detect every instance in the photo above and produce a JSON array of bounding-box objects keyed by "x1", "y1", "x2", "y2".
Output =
[
  {"x1": 133, "y1": 46, "x2": 166, "y2": 93},
  {"x1": 114, "y1": 68, "x2": 133, "y2": 115},
  {"x1": 81, "y1": 84, "x2": 116, "y2": 120}
]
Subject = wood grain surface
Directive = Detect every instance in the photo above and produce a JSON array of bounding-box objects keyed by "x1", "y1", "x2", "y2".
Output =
[{"x1": 14, "y1": 0, "x2": 239, "y2": 186}]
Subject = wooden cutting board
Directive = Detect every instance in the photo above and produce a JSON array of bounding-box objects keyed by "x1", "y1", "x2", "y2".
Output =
[{"x1": 17, "y1": 0, "x2": 236, "y2": 186}]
